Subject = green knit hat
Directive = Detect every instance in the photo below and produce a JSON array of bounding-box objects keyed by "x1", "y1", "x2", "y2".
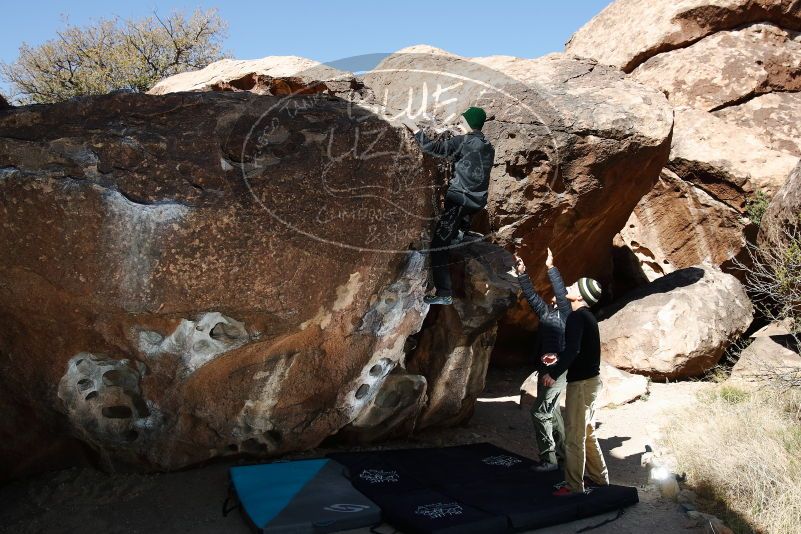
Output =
[
  {"x1": 577, "y1": 277, "x2": 603, "y2": 306},
  {"x1": 461, "y1": 106, "x2": 487, "y2": 130}
]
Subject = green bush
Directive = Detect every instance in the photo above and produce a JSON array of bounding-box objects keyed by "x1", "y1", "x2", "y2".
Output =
[{"x1": 746, "y1": 190, "x2": 770, "y2": 226}]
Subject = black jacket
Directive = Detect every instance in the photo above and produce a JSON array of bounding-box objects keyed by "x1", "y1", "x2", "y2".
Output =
[
  {"x1": 547, "y1": 306, "x2": 601, "y2": 383},
  {"x1": 414, "y1": 130, "x2": 495, "y2": 211},
  {"x1": 519, "y1": 267, "x2": 571, "y2": 371}
]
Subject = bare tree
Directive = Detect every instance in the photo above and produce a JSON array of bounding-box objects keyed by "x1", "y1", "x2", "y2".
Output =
[
  {"x1": 734, "y1": 213, "x2": 801, "y2": 387},
  {"x1": 743, "y1": 220, "x2": 801, "y2": 325},
  {"x1": 1, "y1": 9, "x2": 228, "y2": 104}
]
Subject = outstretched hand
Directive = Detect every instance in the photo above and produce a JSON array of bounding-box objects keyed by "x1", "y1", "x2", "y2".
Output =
[
  {"x1": 513, "y1": 254, "x2": 526, "y2": 275},
  {"x1": 545, "y1": 247, "x2": 554, "y2": 269}
]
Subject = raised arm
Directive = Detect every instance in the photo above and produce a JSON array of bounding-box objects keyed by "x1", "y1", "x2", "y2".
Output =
[
  {"x1": 518, "y1": 272, "x2": 549, "y2": 319},
  {"x1": 414, "y1": 130, "x2": 463, "y2": 159},
  {"x1": 548, "y1": 267, "x2": 571, "y2": 320}
]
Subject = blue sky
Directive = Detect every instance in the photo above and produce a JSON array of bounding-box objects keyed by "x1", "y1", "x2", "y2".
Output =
[{"x1": 1, "y1": 1, "x2": 611, "y2": 96}]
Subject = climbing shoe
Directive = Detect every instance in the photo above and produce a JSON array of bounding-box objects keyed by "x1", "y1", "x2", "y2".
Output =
[
  {"x1": 463, "y1": 230, "x2": 484, "y2": 242},
  {"x1": 423, "y1": 294, "x2": 453, "y2": 305}
]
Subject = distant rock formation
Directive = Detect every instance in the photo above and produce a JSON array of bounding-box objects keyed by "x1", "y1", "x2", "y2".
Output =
[
  {"x1": 569, "y1": 0, "x2": 801, "y2": 285},
  {"x1": 566, "y1": 0, "x2": 801, "y2": 73},
  {"x1": 618, "y1": 109, "x2": 796, "y2": 281},
  {"x1": 148, "y1": 56, "x2": 365, "y2": 98}
]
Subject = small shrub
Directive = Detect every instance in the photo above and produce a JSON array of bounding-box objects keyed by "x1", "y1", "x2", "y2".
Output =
[
  {"x1": 718, "y1": 385, "x2": 749, "y2": 404},
  {"x1": 746, "y1": 190, "x2": 770, "y2": 226},
  {"x1": 664, "y1": 385, "x2": 801, "y2": 533}
]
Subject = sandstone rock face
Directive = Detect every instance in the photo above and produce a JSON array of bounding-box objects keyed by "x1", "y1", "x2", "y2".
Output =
[
  {"x1": 148, "y1": 56, "x2": 361, "y2": 97},
  {"x1": 730, "y1": 335, "x2": 801, "y2": 384},
  {"x1": 336, "y1": 373, "x2": 428, "y2": 443},
  {"x1": 568, "y1": 1, "x2": 801, "y2": 284},
  {"x1": 0, "y1": 91, "x2": 449, "y2": 478},
  {"x1": 361, "y1": 46, "x2": 673, "y2": 343},
  {"x1": 616, "y1": 107, "x2": 796, "y2": 284},
  {"x1": 618, "y1": 169, "x2": 746, "y2": 281},
  {"x1": 0, "y1": 44, "x2": 679, "y2": 477},
  {"x1": 668, "y1": 107, "x2": 796, "y2": 206},
  {"x1": 714, "y1": 92, "x2": 801, "y2": 156},
  {"x1": 600, "y1": 267, "x2": 754, "y2": 379},
  {"x1": 759, "y1": 160, "x2": 801, "y2": 250},
  {"x1": 567, "y1": 0, "x2": 801, "y2": 72},
  {"x1": 149, "y1": 46, "x2": 675, "y2": 347},
  {"x1": 631, "y1": 23, "x2": 801, "y2": 112},
  {"x1": 408, "y1": 241, "x2": 519, "y2": 429}
]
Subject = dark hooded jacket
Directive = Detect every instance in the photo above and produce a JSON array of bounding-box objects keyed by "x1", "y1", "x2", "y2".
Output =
[
  {"x1": 518, "y1": 267, "x2": 571, "y2": 372},
  {"x1": 413, "y1": 129, "x2": 494, "y2": 211}
]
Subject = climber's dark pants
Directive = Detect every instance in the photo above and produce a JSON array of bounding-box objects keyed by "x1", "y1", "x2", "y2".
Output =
[{"x1": 430, "y1": 198, "x2": 475, "y2": 297}]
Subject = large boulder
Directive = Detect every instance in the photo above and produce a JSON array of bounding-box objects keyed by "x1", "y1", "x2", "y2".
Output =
[
  {"x1": 0, "y1": 91, "x2": 450, "y2": 478},
  {"x1": 714, "y1": 92, "x2": 801, "y2": 156},
  {"x1": 618, "y1": 169, "x2": 747, "y2": 281},
  {"x1": 616, "y1": 107, "x2": 797, "y2": 283},
  {"x1": 566, "y1": 0, "x2": 801, "y2": 73},
  {"x1": 599, "y1": 266, "x2": 754, "y2": 379},
  {"x1": 407, "y1": 241, "x2": 519, "y2": 429},
  {"x1": 360, "y1": 46, "x2": 673, "y2": 349},
  {"x1": 667, "y1": 107, "x2": 796, "y2": 207},
  {"x1": 759, "y1": 160, "x2": 801, "y2": 249},
  {"x1": 148, "y1": 56, "x2": 363, "y2": 98},
  {"x1": 631, "y1": 23, "x2": 801, "y2": 112},
  {"x1": 568, "y1": 1, "x2": 801, "y2": 286},
  {"x1": 729, "y1": 334, "x2": 801, "y2": 384}
]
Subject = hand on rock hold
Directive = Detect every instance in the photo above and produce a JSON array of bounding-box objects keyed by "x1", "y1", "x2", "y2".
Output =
[{"x1": 513, "y1": 254, "x2": 526, "y2": 274}]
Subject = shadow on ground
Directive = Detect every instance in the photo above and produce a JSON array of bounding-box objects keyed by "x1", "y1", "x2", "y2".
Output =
[{"x1": 0, "y1": 367, "x2": 703, "y2": 534}]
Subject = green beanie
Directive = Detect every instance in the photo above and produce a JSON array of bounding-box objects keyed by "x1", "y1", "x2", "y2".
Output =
[
  {"x1": 577, "y1": 277, "x2": 602, "y2": 306},
  {"x1": 461, "y1": 106, "x2": 487, "y2": 130}
]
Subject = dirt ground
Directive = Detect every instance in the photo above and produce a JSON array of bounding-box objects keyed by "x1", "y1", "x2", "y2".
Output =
[{"x1": 0, "y1": 366, "x2": 711, "y2": 534}]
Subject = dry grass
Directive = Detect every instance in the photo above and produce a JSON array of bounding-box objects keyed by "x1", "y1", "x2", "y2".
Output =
[{"x1": 663, "y1": 384, "x2": 801, "y2": 534}]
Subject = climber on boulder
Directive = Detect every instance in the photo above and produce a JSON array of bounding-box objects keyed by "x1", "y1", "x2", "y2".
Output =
[
  {"x1": 403, "y1": 106, "x2": 495, "y2": 306},
  {"x1": 514, "y1": 248, "x2": 571, "y2": 473}
]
